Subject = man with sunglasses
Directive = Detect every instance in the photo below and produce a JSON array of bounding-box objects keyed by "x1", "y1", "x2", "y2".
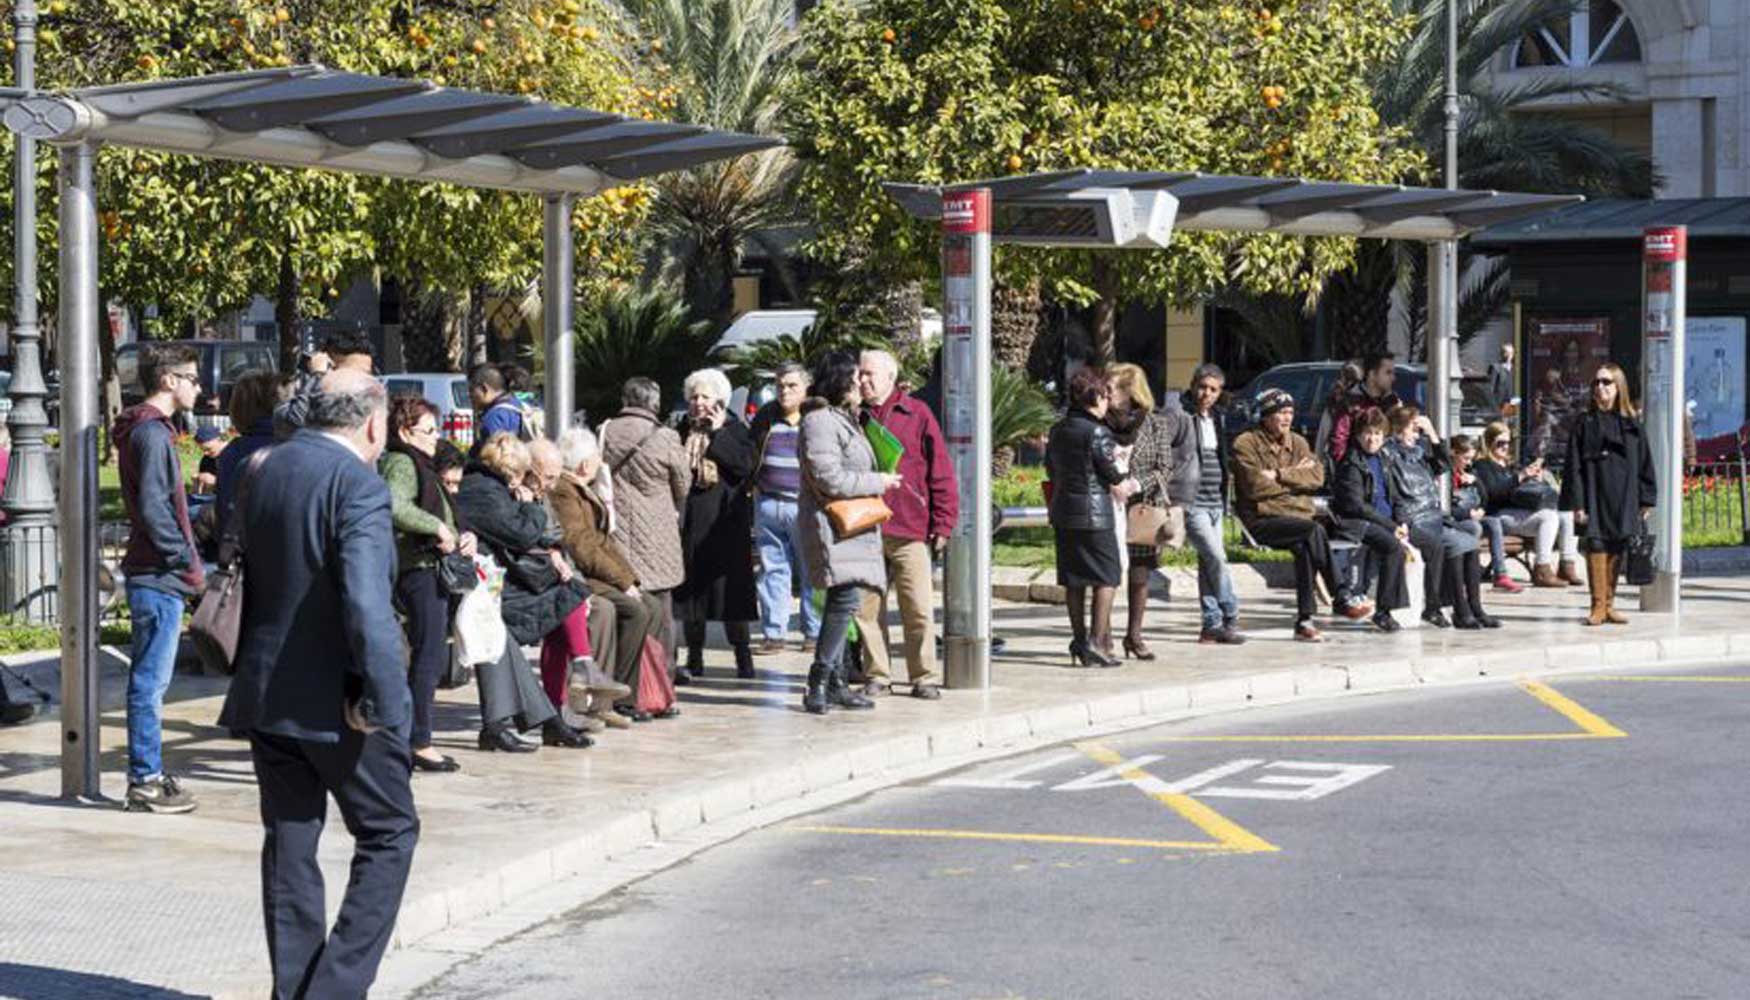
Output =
[{"x1": 113, "y1": 343, "x2": 206, "y2": 813}]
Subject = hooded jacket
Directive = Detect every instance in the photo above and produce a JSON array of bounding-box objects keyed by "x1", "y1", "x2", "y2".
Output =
[{"x1": 113, "y1": 403, "x2": 204, "y2": 595}]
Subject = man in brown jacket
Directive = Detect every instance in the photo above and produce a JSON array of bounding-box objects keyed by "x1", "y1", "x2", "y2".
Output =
[
  {"x1": 1232, "y1": 388, "x2": 1372, "y2": 642},
  {"x1": 552, "y1": 426, "x2": 666, "y2": 720}
]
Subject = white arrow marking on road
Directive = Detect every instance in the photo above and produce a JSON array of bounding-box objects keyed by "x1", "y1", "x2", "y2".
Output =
[{"x1": 933, "y1": 752, "x2": 1084, "y2": 790}]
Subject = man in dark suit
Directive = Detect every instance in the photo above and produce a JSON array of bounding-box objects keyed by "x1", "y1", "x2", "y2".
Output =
[
  {"x1": 220, "y1": 368, "x2": 418, "y2": 999},
  {"x1": 1488, "y1": 343, "x2": 1516, "y2": 410}
]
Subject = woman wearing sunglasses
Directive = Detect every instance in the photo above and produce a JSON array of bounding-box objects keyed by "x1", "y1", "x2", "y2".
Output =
[
  {"x1": 1559, "y1": 363, "x2": 1656, "y2": 625},
  {"x1": 1473, "y1": 421, "x2": 1581, "y2": 588}
]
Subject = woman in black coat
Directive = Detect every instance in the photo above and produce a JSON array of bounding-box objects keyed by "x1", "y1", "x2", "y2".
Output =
[
  {"x1": 1559, "y1": 362, "x2": 1656, "y2": 626},
  {"x1": 1046, "y1": 366, "x2": 1138, "y2": 668},
  {"x1": 1327, "y1": 409, "x2": 1411, "y2": 632},
  {"x1": 453, "y1": 433, "x2": 599, "y2": 745},
  {"x1": 673, "y1": 368, "x2": 760, "y2": 681}
]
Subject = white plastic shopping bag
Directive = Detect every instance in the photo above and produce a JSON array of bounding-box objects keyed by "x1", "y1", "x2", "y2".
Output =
[{"x1": 452, "y1": 553, "x2": 508, "y2": 665}]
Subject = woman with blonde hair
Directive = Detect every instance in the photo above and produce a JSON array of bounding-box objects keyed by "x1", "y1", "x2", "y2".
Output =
[
  {"x1": 1559, "y1": 362, "x2": 1655, "y2": 625},
  {"x1": 1104, "y1": 363, "x2": 1175, "y2": 659},
  {"x1": 1472, "y1": 420, "x2": 1580, "y2": 587}
]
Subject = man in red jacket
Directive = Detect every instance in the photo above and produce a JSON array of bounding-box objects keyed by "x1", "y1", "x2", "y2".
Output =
[{"x1": 854, "y1": 349, "x2": 959, "y2": 700}]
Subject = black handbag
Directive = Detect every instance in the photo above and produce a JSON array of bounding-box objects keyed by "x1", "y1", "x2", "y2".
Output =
[
  {"x1": 1509, "y1": 478, "x2": 1559, "y2": 511},
  {"x1": 436, "y1": 552, "x2": 479, "y2": 596},
  {"x1": 1624, "y1": 528, "x2": 1656, "y2": 586}
]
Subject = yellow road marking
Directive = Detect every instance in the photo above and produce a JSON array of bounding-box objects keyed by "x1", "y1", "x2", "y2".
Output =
[
  {"x1": 790, "y1": 825, "x2": 1237, "y2": 851},
  {"x1": 1077, "y1": 743, "x2": 1279, "y2": 853},
  {"x1": 1518, "y1": 680, "x2": 1627, "y2": 737},
  {"x1": 1141, "y1": 680, "x2": 1627, "y2": 743}
]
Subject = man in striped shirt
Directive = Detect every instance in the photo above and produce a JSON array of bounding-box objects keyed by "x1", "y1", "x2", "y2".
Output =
[
  {"x1": 1166, "y1": 364, "x2": 1246, "y2": 644},
  {"x1": 747, "y1": 363, "x2": 819, "y2": 653}
]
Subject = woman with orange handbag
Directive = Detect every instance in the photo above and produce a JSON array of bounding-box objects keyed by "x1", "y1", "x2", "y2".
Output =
[{"x1": 796, "y1": 349, "x2": 904, "y2": 715}]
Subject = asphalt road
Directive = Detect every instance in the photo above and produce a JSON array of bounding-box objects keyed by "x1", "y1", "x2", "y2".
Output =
[{"x1": 412, "y1": 662, "x2": 1750, "y2": 1000}]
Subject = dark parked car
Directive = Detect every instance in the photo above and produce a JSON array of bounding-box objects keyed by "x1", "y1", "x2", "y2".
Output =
[
  {"x1": 116, "y1": 339, "x2": 278, "y2": 430},
  {"x1": 1230, "y1": 361, "x2": 1499, "y2": 443}
]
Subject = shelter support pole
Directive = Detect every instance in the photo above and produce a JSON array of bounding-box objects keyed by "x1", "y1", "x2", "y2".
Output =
[
  {"x1": 541, "y1": 193, "x2": 575, "y2": 437},
  {"x1": 940, "y1": 190, "x2": 992, "y2": 690},
  {"x1": 0, "y1": 0, "x2": 57, "y2": 624},
  {"x1": 1426, "y1": 239, "x2": 1457, "y2": 438},
  {"x1": 1640, "y1": 226, "x2": 1686, "y2": 614},
  {"x1": 58, "y1": 141, "x2": 100, "y2": 800}
]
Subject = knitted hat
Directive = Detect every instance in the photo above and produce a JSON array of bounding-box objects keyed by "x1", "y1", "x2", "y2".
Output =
[{"x1": 1256, "y1": 387, "x2": 1295, "y2": 417}]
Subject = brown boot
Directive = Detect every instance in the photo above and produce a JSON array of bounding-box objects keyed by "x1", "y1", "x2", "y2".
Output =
[
  {"x1": 1531, "y1": 563, "x2": 1564, "y2": 588},
  {"x1": 1583, "y1": 552, "x2": 1612, "y2": 626},
  {"x1": 1557, "y1": 559, "x2": 1584, "y2": 586},
  {"x1": 1603, "y1": 554, "x2": 1628, "y2": 624}
]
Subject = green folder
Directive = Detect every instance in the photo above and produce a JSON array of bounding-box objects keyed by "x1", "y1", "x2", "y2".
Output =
[{"x1": 865, "y1": 420, "x2": 905, "y2": 474}]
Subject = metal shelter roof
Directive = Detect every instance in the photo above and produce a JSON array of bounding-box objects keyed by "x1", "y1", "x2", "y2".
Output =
[
  {"x1": 1470, "y1": 197, "x2": 1750, "y2": 248},
  {"x1": 0, "y1": 65, "x2": 783, "y2": 195},
  {"x1": 885, "y1": 168, "x2": 1582, "y2": 242}
]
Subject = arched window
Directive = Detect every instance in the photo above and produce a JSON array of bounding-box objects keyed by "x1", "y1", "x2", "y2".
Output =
[{"x1": 1513, "y1": 1, "x2": 1642, "y2": 68}]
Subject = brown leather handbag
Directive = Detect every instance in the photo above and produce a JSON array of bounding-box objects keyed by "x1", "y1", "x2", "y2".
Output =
[
  {"x1": 1126, "y1": 503, "x2": 1187, "y2": 549},
  {"x1": 824, "y1": 496, "x2": 892, "y2": 540},
  {"x1": 189, "y1": 449, "x2": 271, "y2": 676}
]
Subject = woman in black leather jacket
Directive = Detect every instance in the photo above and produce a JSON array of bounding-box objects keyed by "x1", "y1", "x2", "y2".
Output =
[
  {"x1": 1383, "y1": 405, "x2": 1500, "y2": 630},
  {"x1": 1047, "y1": 366, "x2": 1138, "y2": 667}
]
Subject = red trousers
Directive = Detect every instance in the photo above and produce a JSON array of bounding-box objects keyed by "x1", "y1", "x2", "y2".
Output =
[{"x1": 538, "y1": 601, "x2": 592, "y2": 710}]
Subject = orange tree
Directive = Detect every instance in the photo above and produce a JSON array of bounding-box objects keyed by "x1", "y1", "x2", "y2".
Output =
[
  {"x1": 786, "y1": 0, "x2": 1426, "y2": 361},
  {"x1": 0, "y1": 0, "x2": 653, "y2": 368}
]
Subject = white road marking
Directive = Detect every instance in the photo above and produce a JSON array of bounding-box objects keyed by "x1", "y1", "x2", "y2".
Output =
[
  {"x1": 932, "y1": 752, "x2": 1084, "y2": 790},
  {"x1": 1195, "y1": 761, "x2": 1393, "y2": 802}
]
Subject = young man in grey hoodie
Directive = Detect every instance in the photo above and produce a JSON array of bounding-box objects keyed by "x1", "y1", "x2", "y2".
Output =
[{"x1": 113, "y1": 343, "x2": 204, "y2": 813}]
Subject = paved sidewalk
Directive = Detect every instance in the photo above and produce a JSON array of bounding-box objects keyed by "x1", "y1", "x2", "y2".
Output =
[{"x1": 1, "y1": 574, "x2": 1747, "y2": 997}]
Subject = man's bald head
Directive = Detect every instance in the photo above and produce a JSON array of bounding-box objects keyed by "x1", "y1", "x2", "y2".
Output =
[
  {"x1": 310, "y1": 369, "x2": 389, "y2": 463},
  {"x1": 527, "y1": 437, "x2": 563, "y2": 494}
]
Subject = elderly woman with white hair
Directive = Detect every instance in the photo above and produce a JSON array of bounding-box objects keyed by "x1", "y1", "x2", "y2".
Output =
[{"x1": 674, "y1": 367, "x2": 760, "y2": 680}]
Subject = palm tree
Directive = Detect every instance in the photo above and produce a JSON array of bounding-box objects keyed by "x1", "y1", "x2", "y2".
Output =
[
  {"x1": 620, "y1": 0, "x2": 799, "y2": 324},
  {"x1": 1319, "y1": 0, "x2": 1657, "y2": 357},
  {"x1": 573, "y1": 283, "x2": 718, "y2": 422}
]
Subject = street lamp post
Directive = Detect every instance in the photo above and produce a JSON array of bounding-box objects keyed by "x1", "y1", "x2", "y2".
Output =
[
  {"x1": 0, "y1": 0, "x2": 59, "y2": 625},
  {"x1": 1426, "y1": 0, "x2": 1460, "y2": 438}
]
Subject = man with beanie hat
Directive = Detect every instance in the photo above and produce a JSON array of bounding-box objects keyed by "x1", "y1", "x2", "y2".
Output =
[{"x1": 1232, "y1": 387, "x2": 1373, "y2": 641}]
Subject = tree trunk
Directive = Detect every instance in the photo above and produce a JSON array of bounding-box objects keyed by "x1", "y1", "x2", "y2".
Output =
[
  {"x1": 466, "y1": 283, "x2": 489, "y2": 366},
  {"x1": 1089, "y1": 257, "x2": 1120, "y2": 365},
  {"x1": 275, "y1": 248, "x2": 301, "y2": 372},
  {"x1": 97, "y1": 297, "x2": 122, "y2": 462},
  {"x1": 991, "y1": 280, "x2": 1042, "y2": 372}
]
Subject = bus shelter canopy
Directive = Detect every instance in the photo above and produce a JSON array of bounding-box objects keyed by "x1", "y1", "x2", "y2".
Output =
[
  {"x1": 886, "y1": 168, "x2": 1581, "y2": 243},
  {"x1": 0, "y1": 65, "x2": 782, "y2": 195}
]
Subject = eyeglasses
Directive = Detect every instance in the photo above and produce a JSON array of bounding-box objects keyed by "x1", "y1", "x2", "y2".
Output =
[
  {"x1": 409, "y1": 423, "x2": 437, "y2": 437},
  {"x1": 1491, "y1": 440, "x2": 1511, "y2": 450},
  {"x1": 167, "y1": 371, "x2": 199, "y2": 387}
]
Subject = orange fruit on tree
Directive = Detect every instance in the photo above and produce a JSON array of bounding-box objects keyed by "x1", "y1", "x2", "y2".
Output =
[
  {"x1": 882, "y1": 27, "x2": 896, "y2": 44},
  {"x1": 1006, "y1": 154, "x2": 1024, "y2": 172}
]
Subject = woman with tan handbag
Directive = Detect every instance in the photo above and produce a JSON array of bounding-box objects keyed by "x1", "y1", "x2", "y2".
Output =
[
  {"x1": 1106, "y1": 363, "x2": 1177, "y2": 661},
  {"x1": 797, "y1": 349, "x2": 904, "y2": 714}
]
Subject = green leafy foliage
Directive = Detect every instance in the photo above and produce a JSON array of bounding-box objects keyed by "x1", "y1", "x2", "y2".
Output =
[
  {"x1": 785, "y1": 0, "x2": 1426, "y2": 338},
  {"x1": 990, "y1": 365, "x2": 1056, "y2": 451},
  {"x1": 571, "y1": 282, "x2": 716, "y2": 421}
]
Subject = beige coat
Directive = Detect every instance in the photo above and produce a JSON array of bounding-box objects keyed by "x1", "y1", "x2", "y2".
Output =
[{"x1": 599, "y1": 407, "x2": 690, "y2": 592}]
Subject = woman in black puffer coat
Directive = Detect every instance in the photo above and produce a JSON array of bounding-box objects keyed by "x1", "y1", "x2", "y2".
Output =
[{"x1": 1046, "y1": 366, "x2": 1138, "y2": 668}]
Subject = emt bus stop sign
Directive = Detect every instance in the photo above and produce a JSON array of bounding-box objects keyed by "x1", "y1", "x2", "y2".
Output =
[
  {"x1": 941, "y1": 189, "x2": 993, "y2": 690},
  {"x1": 1641, "y1": 225, "x2": 1686, "y2": 614}
]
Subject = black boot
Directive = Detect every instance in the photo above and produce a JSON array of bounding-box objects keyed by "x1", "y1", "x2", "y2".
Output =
[
  {"x1": 733, "y1": 641, "x2": 756, "y2": 680},
  {"x1": 826, "y1": 662, "x2": 874, "y2": 710},
  {"x1": 1462, "y1": 554, "x2": 1501, "y2": 628},
  {"x1": 1449, "y1": 556, "x2": 1482, "y2": 629},
  {"x1": 802, "y1": 662, "x2": 830, "y2": 715}
]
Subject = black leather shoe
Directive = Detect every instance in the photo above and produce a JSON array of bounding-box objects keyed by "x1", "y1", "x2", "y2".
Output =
[
  {"x1": 672, "y1": 664, "x2": 695, "y2": 686},
  {"x1": 542, "y1": 719, "x2": 595, "y2": 748},
  {"x1": 1452, "y1": 614, "x2": 1483, "y2": 630},
  {"x1": 412, "y1": 752, "x2": 462, "y2": 773},
  {"x1": 613, "y1": 704, "x2": 654, "y2": 723},
  {"x1": 802, "y1": 663, "x2": 829, "y2": 715},
  {"x1": 653, "y1": 705, "x2": 681, "y2": 719},
  {"x1": 1371, "y1": 612, "x2": 1402, "y2": 633},
  {"x1": 1477, "y1": 613, "x2": 1503, "y2": 629},
  {"x1": 1421, "y1": 610, "x2": 1452, "y2": 629},
  {"x1": 0, "y1": 700, "x2": 36, "y2": 726},
  {"x1": 478, "y1": 723, "x2": 538, "y2": 753},
  {"x1": 827, "y1": 675, "x2": 875, "y2": 710}
]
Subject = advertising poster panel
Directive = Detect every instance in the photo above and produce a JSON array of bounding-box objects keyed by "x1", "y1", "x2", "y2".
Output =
[
  {"x1": 1526, "y1": 317, "x2": 1611, "y2": 464},
  {"x1": 1684, "y1": 316, "x2": 1747, "y2": 460}
]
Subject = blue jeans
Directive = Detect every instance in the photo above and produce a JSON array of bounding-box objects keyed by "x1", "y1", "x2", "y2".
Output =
[
  {"x1": 1185, "y1": 505, "x2": 1239, "y2": 630},
  {"x1": 1457, "y1": 516, "x2": 1508, "y2": 575},
  {"x1": 126, "y1": 584, "x2": 185, "y2": 785},
  {"x1": 754, "y1": 494, "x2": 819, "y2": 641}
]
